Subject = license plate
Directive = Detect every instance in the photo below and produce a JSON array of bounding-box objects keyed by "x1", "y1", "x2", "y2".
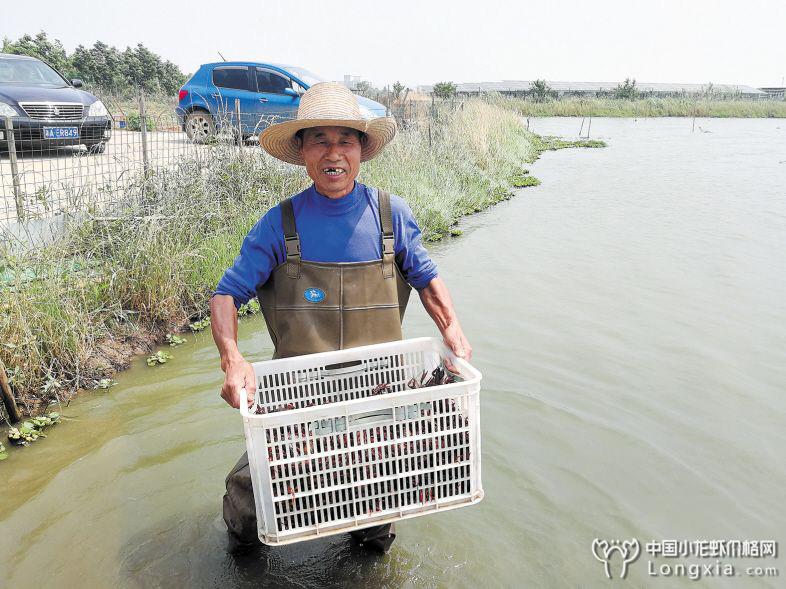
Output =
[{"x1": 43, "y1": 126, "x2": 79, "y2": 140}]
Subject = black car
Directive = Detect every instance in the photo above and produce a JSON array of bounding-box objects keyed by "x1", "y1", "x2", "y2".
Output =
[{"x1": 0, "y1": 53, "x2": 112, "y2": 153}]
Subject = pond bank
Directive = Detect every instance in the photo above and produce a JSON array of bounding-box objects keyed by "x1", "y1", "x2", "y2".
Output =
[
  {"x1": 506, "y1": 96, "x2": 786, "y2": 118},
  {"x1": 0, "y1": 100, "x2": 604, "y2": 423}
]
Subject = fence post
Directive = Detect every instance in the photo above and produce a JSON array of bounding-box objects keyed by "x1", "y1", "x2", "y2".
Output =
[
  {"x1": 0, "y1": 358, "x2": 21, "y2": 424},
  {"x1": 4, "y1": 116, "x2": 24, "y2": 221},
  {"x1": 138, "y1": 90, "x2": 150, "y2": 176},
  {"x1": 692, "y1": 101, "x2": 696, "y2": 132},
  {"x1": 235, "y1": 98, "x2": 242, "y2": 149}
]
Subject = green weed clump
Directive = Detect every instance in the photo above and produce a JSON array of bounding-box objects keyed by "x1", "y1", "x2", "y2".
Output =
[
  {"x1": 7, "y1": 412, "x2": 60, "y2": 447},
  {"x1": 166, "y1": 334, "x2": 187, "y2": 347},
  {"x1": 189, "y1": 318, "x2": 212, "y2": 333},
  {"x1": 125, "y1": 111, "x2": 157, "y2": 132},
  {"x1": 511, "y1": 175, "x2": 541, "y2": 188},
  {"x1": 238, "y1": 299, "x2": 261, "y2": 317},
  {"x1": 533, "y1": 136, "x2": 607, "y2": 152},
  {"x1": 146, "y1": 351, "x2": 172, "y2": 366}
]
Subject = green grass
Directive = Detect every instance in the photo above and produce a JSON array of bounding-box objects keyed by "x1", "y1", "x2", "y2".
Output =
[
  {"x1": 0, "y1": 99, "x2": 598, "y2": 416},
  {"x1": 506, "y1": 96, "x2": 786, "y2": 118}
]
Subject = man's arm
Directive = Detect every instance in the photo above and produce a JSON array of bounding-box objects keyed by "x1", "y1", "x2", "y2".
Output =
[
  {"x1": 418, "y1": 276, "x2": 472, "y2": 372},
  {"x1": 210, "y1": 294, "x2": 256, "y2": 409}
]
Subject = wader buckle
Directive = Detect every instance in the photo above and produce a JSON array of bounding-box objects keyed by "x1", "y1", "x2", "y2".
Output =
[
  {"x1": 285, "y1": 237, "x2": 301, "y2": 257},
  {"x1": 382, "y1": 236, "x2": 395, "y2": 255},
  {"x1": 382, "y1": 235, "x2": 395, "y2": 279}
]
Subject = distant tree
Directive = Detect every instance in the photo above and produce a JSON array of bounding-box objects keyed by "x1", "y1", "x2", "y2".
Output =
[
  {"x1": 2, "y1": 31, "x2": 73, "y2": 77},
  {"x1": 392, "y1": 80, "x2": 406, "y2": 99},
  {"x1": 701, "y1": 82, "x2": 717, "y2": 98},
  {"x1": 433, "y1": 81, "x2": 457, "y2": 99},
  {"x1": 1, "y1": 32, "x2": 187, "y2": 95},
  {"x1": 122, "y1": 44, "x2": 185, "y2": 94},
  {"x1": 354, "y1": 80, "x2": 374, "y2": 98},
  {"x1": 529, "y1": 79, "x2": 555, "y2": 102},
  {"x1": 71, "y1": 41, "x2": 125, "y2": 91},
  {"x1": 613, "y1": 78, "x2": 639, "y2": 100}
]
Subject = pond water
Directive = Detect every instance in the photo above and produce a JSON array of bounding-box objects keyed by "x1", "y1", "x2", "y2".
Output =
[{"x1": 2, "y1": 117, "x2": 785, "y2": 588}]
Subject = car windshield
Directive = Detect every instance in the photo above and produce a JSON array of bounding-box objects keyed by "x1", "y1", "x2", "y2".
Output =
[
  {"x1": 0, "y1": 59, "x2": 68, "y2": 86},
  {"x1": 281, "y1": 66, "x2": 325, "y2": 87}
]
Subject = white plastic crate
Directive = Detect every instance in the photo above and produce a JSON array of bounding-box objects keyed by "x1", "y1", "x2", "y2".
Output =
[{"x1": 240, "y1": 336, "x2": 483, "y2": 545}]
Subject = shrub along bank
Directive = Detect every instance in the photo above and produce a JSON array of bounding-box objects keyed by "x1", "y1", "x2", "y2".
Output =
[{"x1": 0, "y1": 99, "x2": 603, "y2": 419}]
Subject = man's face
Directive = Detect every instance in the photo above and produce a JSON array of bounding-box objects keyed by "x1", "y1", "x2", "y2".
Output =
[{"x1": 299, "y1": 126, "x2": 363, "y2": 199}]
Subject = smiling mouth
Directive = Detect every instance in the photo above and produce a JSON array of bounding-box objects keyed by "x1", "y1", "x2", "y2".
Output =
[{"x1": 322, "y1": 167, "x2": 345, "y2": 177}]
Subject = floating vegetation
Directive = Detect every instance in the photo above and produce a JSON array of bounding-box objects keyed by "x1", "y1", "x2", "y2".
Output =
[
  {"x1": 491, "y1": 186, "x2": 514, "y2": 203},
  {"x1": 534, "y1": 136, "x2": 607, "y2": 151},
  {"x1": 189, "y1": 318, "x2": 211, "y2": 332},
  {"x1": 7, "y1": 412, "x2": 60, "y2": 446},
  {"x1": 146, "y1": 351, "x2": 173, "y2": 366},
  {"x1": 94, "y1": 378, "x2": 118, "y2": 389},
  {"x1": 166, "y1": 333, "x2": 187, "y2": 347},
  {"x1": 509, "y1": 167, "x2": 541, "y2": 188},
  {"x1": 511, "y1": 175, "x2": 541, "y2": 187},
  {"x1": 238, "y1": 299, "x2": 261, "y2": 317}
]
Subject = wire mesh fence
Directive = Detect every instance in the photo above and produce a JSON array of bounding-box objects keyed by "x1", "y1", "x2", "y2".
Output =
[{"x1": 0, "y1": 90, "x2": 461, "y2": 233}]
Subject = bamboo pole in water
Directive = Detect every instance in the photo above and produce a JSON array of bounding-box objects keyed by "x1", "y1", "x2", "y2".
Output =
[{"x1": 0, "y1": 358, "x2": 21, "y2": 423}]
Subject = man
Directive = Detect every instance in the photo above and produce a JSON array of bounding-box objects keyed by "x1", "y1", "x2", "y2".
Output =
[{"x1": 210, "y1": 82, "x2": 471, "y2": 553}]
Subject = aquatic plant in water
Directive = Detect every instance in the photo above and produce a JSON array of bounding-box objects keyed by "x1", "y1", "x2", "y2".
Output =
[
  {"x1": 146, "y1": 351, "x2": 173, "y2": 366},
  {"x1": 166, "y1": 333, "x2": 187, "y2": 347},
  {"x1": 6, "y1": 412, "x2": 60, "y2": 446},
  {"x1": 237, "y1": 299, "x2": 261, "y2": 317},
  {"x1": 189, "y1": 318, "x2": 211, "y2": 332}
]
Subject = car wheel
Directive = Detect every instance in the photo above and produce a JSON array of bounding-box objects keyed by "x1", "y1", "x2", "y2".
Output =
[
  {"x1": 185, "y1": 110, "x2": 215, "y2": 143},
  {"x1": 87, "y1": 142, "x2": 107, "y2": 154}
]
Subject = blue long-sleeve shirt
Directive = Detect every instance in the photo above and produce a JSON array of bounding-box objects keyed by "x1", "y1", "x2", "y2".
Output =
[{"x1": 214, "y1": 182, "x2": 439, "y2": 308}]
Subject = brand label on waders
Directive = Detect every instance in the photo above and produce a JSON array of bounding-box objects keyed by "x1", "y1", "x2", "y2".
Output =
[{"x1": 304, "y1": 288, "x2": 326, "y2": 303}]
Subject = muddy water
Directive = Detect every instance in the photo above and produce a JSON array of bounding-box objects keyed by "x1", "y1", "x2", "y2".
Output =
[{"x1": 2, "y1": 117, "x2": 785, "y2": 588}]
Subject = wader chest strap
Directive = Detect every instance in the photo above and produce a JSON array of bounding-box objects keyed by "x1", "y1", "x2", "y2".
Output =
[
  {"x1": 378, "y1": 189, "x2": 395, "y2": 279},
  {"x1": 280, "y1": 197, "x2": 301, "y2": 279}
]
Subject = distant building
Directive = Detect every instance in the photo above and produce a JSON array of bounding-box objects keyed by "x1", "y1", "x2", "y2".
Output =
[
  {"x1": 758, "y1": 87, "x2": 786, "y2": 100},
  {"x1": 343, "y1": 75, "x2": 363, "y2": 91},
  {"x1": 418, "y1": 81, "x2": 768, "y2": 100}
]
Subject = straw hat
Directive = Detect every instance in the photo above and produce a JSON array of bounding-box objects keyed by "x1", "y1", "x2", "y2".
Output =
[{"x1": 258, "y1": 82, "x2": 396, "y2": 165}]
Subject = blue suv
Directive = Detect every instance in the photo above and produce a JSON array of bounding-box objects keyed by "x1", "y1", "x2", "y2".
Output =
[{"x1": 176, "y1": 62, "x2": 387, "y2": 142}]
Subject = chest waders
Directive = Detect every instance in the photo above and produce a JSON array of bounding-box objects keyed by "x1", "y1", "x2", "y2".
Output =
[{"x1": 223, "y1": 190, "x2": 411, "y2": 553}]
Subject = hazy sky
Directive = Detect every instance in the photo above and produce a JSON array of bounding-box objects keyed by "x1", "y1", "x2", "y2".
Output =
[{"x1": 3, "y1": 0, "x2": 785, "y2": 89}]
